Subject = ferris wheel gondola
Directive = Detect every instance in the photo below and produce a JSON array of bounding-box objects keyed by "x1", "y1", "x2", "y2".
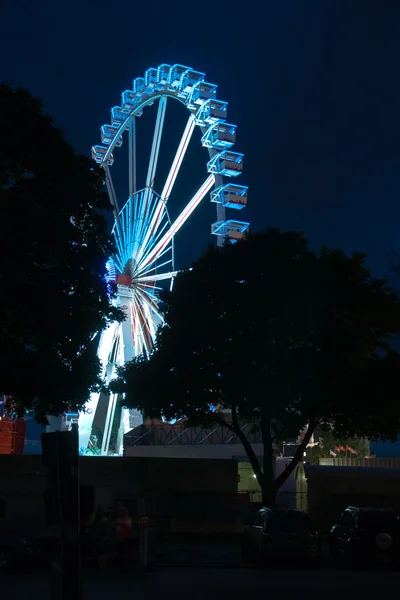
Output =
[{"x1": 79, "y1": 64, "x2": 249, "y2": 455}]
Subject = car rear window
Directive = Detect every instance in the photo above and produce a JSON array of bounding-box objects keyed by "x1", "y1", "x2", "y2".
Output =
[{"x1": 268, "y1": 514, "x2": 314, "y2": 533}]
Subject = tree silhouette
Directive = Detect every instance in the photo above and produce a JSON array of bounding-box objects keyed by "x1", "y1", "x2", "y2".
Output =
[
  {"x1": 0, "y1": 84, "x2": 123, "y2": 422},
  {"x1": 115, "y1": 231, "x2": 400, "y2": 505}
]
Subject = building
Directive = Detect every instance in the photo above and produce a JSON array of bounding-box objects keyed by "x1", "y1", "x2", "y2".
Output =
[
  {"x1": 124, "y1": 418, "x2": 298, "y2": 507},
  {"x1": 0, "y1": 454, "x2": 243, "y2": 539}
]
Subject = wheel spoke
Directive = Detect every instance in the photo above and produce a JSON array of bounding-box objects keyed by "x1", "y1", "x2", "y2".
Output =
[
  {"x1": 161, "y1": 113, "x2": 195, "y2": 202},
  {"x1": 135, "y1": 191, "x2": 165, "y2": 260},
  {"x1": 136, "y1": 98, "x2": 168, "y2": 250},
  {"x1": 134, "y1": 258, "x2": 173, "y2": 278},
  {"x1": 135, "y1": 285, "x2": 164, "y2": 325},
  {"x1": 133, "y1": 294, "x2": 152, "y2": 356},
  {"x1": 104, "y1": 165, "x2": 121, "y2": 220},
  {"x1": 136, "y1": 174, "x2": 215, "y2": 275},
  {"x1": 101, "y1": 392, "x2": 118, "y2": 455},
  {"x1": 134, "y1": 114, "x2": 196, "y2": 268},
  {"x1": 135, "y1": 270, "x2": 178, "y2": 283},
  {"x1": 129, "y1": 117, "x2": 137, "y2": 197},
  {"x1": 146, "y1": 97, "x2": 167, "y2": 190},
  {"x1": 105, "y1": 167, "x2": 126, "y2": 262}
]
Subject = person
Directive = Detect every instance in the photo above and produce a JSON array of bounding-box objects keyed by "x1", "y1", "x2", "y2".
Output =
[
  {"x1": 113, "y1": 505, "x2": 133, "y2": 561},
  {"x1": 85, "y1": 506, "x2": 109, "y2": 560}
]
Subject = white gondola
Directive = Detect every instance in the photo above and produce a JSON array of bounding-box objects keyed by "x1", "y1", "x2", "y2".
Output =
[
  {"x1": 145, "y1": 68, "x2": 158, "y2": 92},
  {"x1": 111, "y1": 106, "x2": 126, "y2": 126},
  {"x1": 211, "y1": 219, "x2": 249, "y2": 241},
  {"x1": 157, "y1": 64, "x2": 171, "y2": 89},
  {"x1": 133, "y1": 77, "x2": 146, "y2": 95},
  {"x1": 210, "y1": 184, "x2": 248, "y2": 209},
  {"x1": 189, "y1": 81, "x2": 217, "y2": 106},
  {"x1": 92, "y1": 145, "x2": 114, "y2": 166},
  {"x1": 195, "y1": 99, "x2": 228, "y2": 125},
  {"x1": 169, "y1": 64, "x2": 192, "y2": 89},
  {"x1": 180, "y1": 69, "x2": 205, "y2": 93},
  {"x1": 121, "y1": 90, "x2": 137, "y2": 113},
  {"x1": 207, "y1": 151, "x2": 243, "y2": 176},
  {"x1": 101, "y1": 125, "x2": 123, "y2": 147},
  {"x1": 202, "y1": 122, "x2": 236, "y2": 150}
]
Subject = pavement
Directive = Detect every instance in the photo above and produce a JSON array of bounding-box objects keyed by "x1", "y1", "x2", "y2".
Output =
[
  {"x1": 158, "y1": 536, "x2": 243, "y2": 567},
  {"x1": 3, "y1": 537, "x2": 400, "y2": 599},
  {"x1": 2, "y1": 567, "x2": 400, "y2": 600}
]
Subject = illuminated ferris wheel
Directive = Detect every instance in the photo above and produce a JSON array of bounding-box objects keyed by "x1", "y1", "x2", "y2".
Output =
[{"x1": 79, "y1": 64, "x2": 249, "y2": 455}]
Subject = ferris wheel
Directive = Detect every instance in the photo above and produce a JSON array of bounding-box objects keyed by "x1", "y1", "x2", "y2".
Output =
[{"x1": 79, "y1": 64, "x2": 249, "y2": 455}]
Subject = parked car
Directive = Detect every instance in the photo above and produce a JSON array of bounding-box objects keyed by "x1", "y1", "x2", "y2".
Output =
[
  {"x1": 241, "y1": 508, "x2": 321, "y2": 567},
  {"x1": 330, "y1": 506, "x2": 400, "y2": 567},
  {"x1": 0, "y1": 528, "x2": 42, "y2": 573}
]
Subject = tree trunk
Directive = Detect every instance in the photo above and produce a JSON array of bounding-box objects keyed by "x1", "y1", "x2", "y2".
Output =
[
  {"x1": 230, "y1": 405, "x2": 265, "y2": 496},
  {"x1": 274, "y1": 419, "x2": 318, "y2": 492},
  {"x1": 260, "y1": 417, "x2": 276, "y2": 507}
]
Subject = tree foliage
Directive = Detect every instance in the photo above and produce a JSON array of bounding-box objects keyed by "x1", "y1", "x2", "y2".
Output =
[
  {"x1": 115, "y1": 230, "x2": 400, "y2": 504},
  {"x1": 0, "y1": 84, "x2": 123, "y2": 422}
]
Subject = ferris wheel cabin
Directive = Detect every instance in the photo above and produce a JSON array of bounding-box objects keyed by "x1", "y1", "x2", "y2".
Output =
[
  {"x1": 111, "y1": 106, "x2": 126, "y2": 126},
  {"x1": 168, "y1": 64, "x2": 192, "y2": 89},
  {"x1": 101, "y1": 125, "x2": 122, "y2": 147},
  {"x1": 211, "y1": 220, "x2": 249, "y2": 242},
  {"x1": 180, "y1": 69, "x2": 206, "y2": 93},
  {"x1": 121, "y1": 90, "x2": 142, "y2": 116},
  {"x1": 144, "y1": 68, "x2": 158, "y2": 92},
  {"x1": 195, "y1": 99, "x2": 228, "y2": 126},
  {"x1": 201, "y1": 122, "x2": 237, "y2": 150},
  {"x1": 133, "y1": 77, "x2": 146, "y2": 95},
  {"x1": 207, "y1": 151, "x2": 244, "y2": 177},
  {"x1": 211, "y1": 184, "x2": 248, "y2": 209},
  {"x1": 92, "y1": 145, "x2": 114, "y2": 166},
  {"x1": 156, "y1": 64, "x2": 171, "y2": 87},
  {"x1": 189, "y1": 81, "x2": 217, "y2": 107}
]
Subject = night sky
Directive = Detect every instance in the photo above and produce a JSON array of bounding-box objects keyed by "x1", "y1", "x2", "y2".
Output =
[
  {"x1": 3, "y1": 1, "x2": 400, "y2": 279},
  {"x1": 2, "y1": 1, "x2": 400, "y2": 452}
]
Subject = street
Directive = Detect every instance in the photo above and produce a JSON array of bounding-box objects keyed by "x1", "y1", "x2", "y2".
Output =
[{"x1": 2, "y1": 567, "x2": 400, "y2": 600}]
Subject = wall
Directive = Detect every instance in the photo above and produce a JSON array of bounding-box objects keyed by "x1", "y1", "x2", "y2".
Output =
[
  {"x1": 0, "y1": 455, "x2": 238, "y2": 538},
  {"x1": 296, "y1": 464, "x2": 400, "y2": 530},
  {"x1": 124, "y1": 443, "x2": 264, "y2": 460},
  {"x1": 320, "y1": 457, "x2": 400, "y2": 467}
]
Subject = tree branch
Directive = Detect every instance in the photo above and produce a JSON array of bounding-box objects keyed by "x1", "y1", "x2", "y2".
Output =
[
  {"x1": 231, "y1": 404, "x2": 264, "y2": 484},
  {"x1": 211, "y1": 413, "x2": 237, "y2": 434},
  {"x1": 274, "y1": 418, "x2": 319, "y2": 491}
]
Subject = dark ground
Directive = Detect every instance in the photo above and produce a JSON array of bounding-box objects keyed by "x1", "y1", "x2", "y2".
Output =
[
  {"x1": 3, "y1": 568, "x2": 400, "y2": 600},
  {"x1": 2, "y1": 538, "x2": 400, "y2": 599}
]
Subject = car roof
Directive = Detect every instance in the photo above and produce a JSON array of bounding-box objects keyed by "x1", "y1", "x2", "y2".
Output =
[
  {"x1": 260, "y1": 508, "x2": 308, "y2": 516},
  {"x1": 346, "y1": 506, "x2": 397, "y2": 514}
]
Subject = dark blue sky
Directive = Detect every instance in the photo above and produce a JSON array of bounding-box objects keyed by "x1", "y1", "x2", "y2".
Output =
[{"x1": 2, "y1": 0, "x2": 400, "y2": 279}]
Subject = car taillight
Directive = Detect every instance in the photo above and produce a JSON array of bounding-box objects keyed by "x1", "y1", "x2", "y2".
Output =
[{"x1": 263, "y1": 523, "x2": 272, "y2": 541}]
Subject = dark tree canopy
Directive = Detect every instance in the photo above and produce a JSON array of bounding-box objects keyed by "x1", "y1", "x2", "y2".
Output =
[
  {"x1": 0, "y1": 84, "x2": 122, "y2": 423},
  {"x1": 116, "y1": 230, "x2": 400, "y2": 504}
]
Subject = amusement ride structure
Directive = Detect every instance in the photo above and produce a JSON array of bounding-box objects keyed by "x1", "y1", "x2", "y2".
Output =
[{"x1": 78, "y1": 64, "x2": 249, "y2": 455}]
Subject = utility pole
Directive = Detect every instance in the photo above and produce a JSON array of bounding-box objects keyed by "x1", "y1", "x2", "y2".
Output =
[{"x1": 42, "y1": 425, "x2": 81, "y2": 600}]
